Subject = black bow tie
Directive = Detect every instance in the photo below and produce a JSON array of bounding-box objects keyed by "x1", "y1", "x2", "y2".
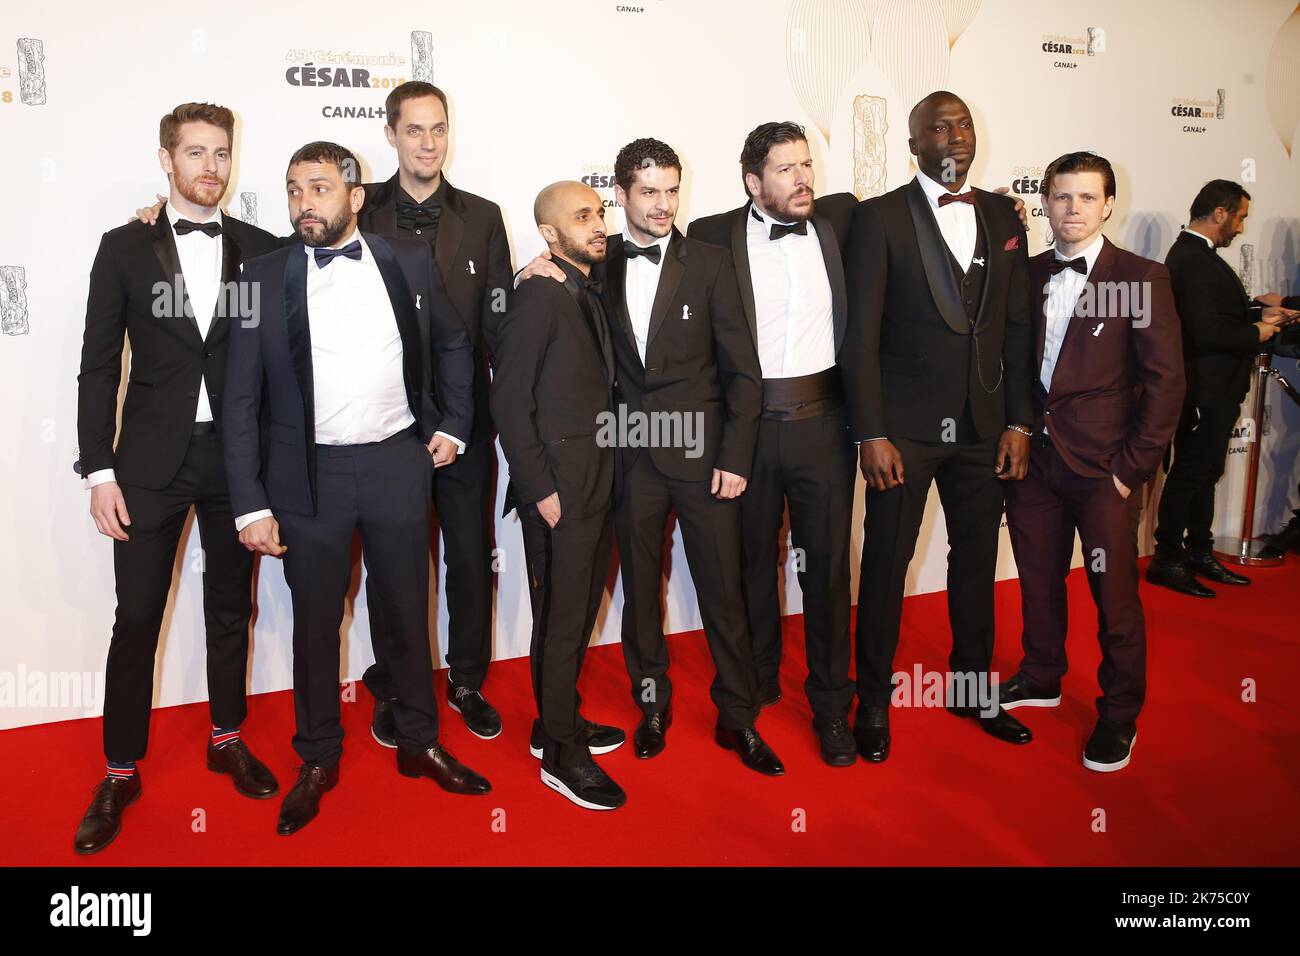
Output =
[
  {"x1": 769, "y1": 220, "x2": 808, "y2": 241},
  {"x1": 585, "y1": 278, "x2": 604, "y2": 296},
  {"x1": 397, "y1": 200, "x2": 442, "y2": 230},
  {"x1": 624, "y1": 242, "x2": 662, "y2": 265},
  {"x1": 314, "y1": 240, "x2": 363, "y2": 268},
  {"x1": 1048, "y1": 256, "x2": 1088, "y2": 276},
  {"x1": 174, "y1": 219, "x2": 222, "y2": 238}
]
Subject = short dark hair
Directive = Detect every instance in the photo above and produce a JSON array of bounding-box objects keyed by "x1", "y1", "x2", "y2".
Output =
[
  {"x1": 159, "y1": 102, "x2": 234, "y2": 155},
  {"x1": 287, "y1": 141, "x2": 362, "y2": 186},
  {"x1": 1042, "y1": 151, "x2": 1116, "y2": 199},
  {"x1": 384, "y1": 81, "x2": 449, "y2": 129},
  {"x1": 740, "y1": 121, "x2": 808, "y2": 195},
  {"x1": 614, "y1": 138, "x2": 682, "y2": 192},
  {"x1": 1189, "y1": 179, "x2": 1251, "y2": 221}
]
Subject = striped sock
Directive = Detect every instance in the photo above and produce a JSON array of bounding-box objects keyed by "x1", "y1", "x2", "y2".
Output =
[
  {"x1": 106, "y1": 761, "x2": 136, "y2": 780},
  {"x1": 210, "y1": 726, "x2": 241, "y2": 750}
]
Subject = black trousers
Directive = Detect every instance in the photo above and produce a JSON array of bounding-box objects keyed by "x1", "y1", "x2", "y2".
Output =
[
  {"x1": 521, "y1": 503, "x2": 613, "y2": 766},
  {"x1": 1006, "y1": 441, "x2": 1147, "y2": 725},
  {"x1": 102, "y1": 428, "x2": 252, "y2": 763},
  {"x1": 1154, "y1": 403, "x2": 1240, "y2": 558},
  {"x1": 362, "y1": 431, "x2": 496, "y2": 699},
  {"x1": 742, "y1": 408, "x2": 856, "y2": 719},
  {"x1": 277, "y1": 428, "x2": 440, "y2": 768},
  {"x1": 615, "y1": 451, "x2": 758, "y2": 729},
  {"x1": 855, "y1": 433, "x2": 1004, "y2": 708}
]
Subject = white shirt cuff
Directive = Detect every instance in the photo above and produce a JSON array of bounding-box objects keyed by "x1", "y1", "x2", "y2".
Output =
[
  {"x1": 234, "y1": 509, "x2": 274, "y2": 533},
  {"x1": 85, "y1": 469, "x2": 117, "y2": 489},
  {"x1": 434, "y1": 431, "x2": 466, "y2": 454},
  {"x1": 855, "y1": 437, "x2": 888, "y2": 444}
]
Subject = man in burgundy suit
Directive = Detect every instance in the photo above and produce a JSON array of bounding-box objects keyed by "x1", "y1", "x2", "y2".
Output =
[{"x1": 998, "y1": 152, "x2": 1185, "y2": 772}]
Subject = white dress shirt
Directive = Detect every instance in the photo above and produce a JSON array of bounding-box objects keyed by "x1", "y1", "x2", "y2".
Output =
[
  {"x1": 747, "y1": 204, "x2": 835, "y2": 379},
  {"x1": 915, "y1": 169, "x2": 977, "y2": 270},
  {"x1": 85, "y1": 204, "x2": 224, "y2": 489},
  {"x1": 1040, "y1": 232, "x2": 1105, "y2": 432},
  {"x1": 623, "y1": 231, "x2": 671, "y2": 364}
]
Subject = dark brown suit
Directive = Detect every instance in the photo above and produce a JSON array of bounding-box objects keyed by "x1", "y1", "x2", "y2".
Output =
[{"x1": 1005, "y1": 236, "x2": 1185, "y2": 726}]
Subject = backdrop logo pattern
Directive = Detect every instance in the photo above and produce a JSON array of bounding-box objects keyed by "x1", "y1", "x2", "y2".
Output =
[
  {"x1": 16, "y1": 38, "x2": 46, "y2": 105},
  {"x1": 1171, "y1": 89, "x2": 1225, "y2": 134},
  {"x1": 411, "y1": 30, "x2": 433, "y2": 81},
  {"x1": 239, "y1": 192, "x2": 258, "y2": 227},
  {"x1": 851, "y1": 94, "x2": 888, "y2": 200},
  {"x1": 0, "y1": 265, "x2": 30, "y2": 336}
]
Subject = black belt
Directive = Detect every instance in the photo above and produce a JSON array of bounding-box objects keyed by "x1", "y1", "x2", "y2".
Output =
[
  {"x1": 761, "y1": 367, "x2": 843, "y2": 422},
  {"x1": 192, "y1": 421, "x2": 217, "y2": 435}
]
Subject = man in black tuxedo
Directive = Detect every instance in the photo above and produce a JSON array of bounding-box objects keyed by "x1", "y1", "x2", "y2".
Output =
[
  {"x1": 688, "y1": 122, "x2": 858, "y2": 767},
  {"x1": 74, "y1": 103, "x2": 281, "y2": 855},
  {"x1": 357, "y1": 82, "x2": 514, "y2": 742},
  {"x1": 224, "y1": 141, "x2": 491, "y2": 836},
  {"x1": 841, "y1": 91, "x2": 1036, "y2": 762},
  {"x1": 1148, "y1": 180, "x2": 1296, "y2": 596},
  {"x1": 489, "y1": 181, "x2": 625, "y2": 810},
  {"x1": 521, "y1": 138, "x2": 780, "y2": 774}
]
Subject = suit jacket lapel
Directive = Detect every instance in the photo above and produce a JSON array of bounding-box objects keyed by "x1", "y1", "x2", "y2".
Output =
[
  {"x1": 905, "y1": 179, "x2": 968, "y2": 335},
  {"x1": 603, "y1": 237, "x2": 638, "y2": 365},
  {"x1": 1031, "y1": 254, "x2": 1050, "y2": 373},
  {"x1": 1058, "y1": 236, "x2": 1117, "y2": 361},
  {"x1": 151, "y1": 209, "x2": 202, "y2": 343},
  {"x1": 366, "y1": 233, "x2": 424, "y2": 429},
  {"x1": 646, "y1": 229, "x2": 686, "y2": 352},
  {"x1": 364, "y1": 176, "x2": 399, "y2": 238},
  {"x1": 971, "y1": 190, "x2": 997, "y2": 332},
  {"x1": 206, "y1": 214, "x2": 242, "y2": 344},
  {"x1": 813, "y1": 207, "x2": 848, "y2": 350},
  {"x1": 283, "y1": 248, "x2": 314, "y2": 437},
  {"x1": 731, "y1": 204, "x2": 758, "y2": 347},
  {"x1": 435, "y1": 180, "x2": 466, "y2": 281}
]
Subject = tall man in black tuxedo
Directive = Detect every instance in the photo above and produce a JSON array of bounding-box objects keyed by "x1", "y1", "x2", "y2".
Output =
[
  {"x1": 225, "y1": 141, "x2": 491, "y2": 836},
  {"x1": 1147, "y1": 180, "x2": 1296, "y2": 596},
  {"x1": 74, "y1": 103, "x2": 281, "y2": 855},
  {"x1": 688, "y1": 122, "x2": 858, "y2": 767},
  {"x1": 357, "y1": 82, "x2": 514, "y2": 742},
  {"x1": 489, "y1": 182, "x2": 625, "y2": 810},
  {"x1": 841, "y1": 91, "x2": 1036, "y2": 762}
]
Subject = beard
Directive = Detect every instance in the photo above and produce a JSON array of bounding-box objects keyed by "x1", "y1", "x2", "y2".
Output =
[
  {"x1": 295, "y1": 205, "x2": 354, "y2": 248},
  {"x1": 556, "y1": 230, "x2": 606, "y2": 266},
  {"x1": 173, "y1": 167, "x2": 227, "y2": 208},
  {"x1": 760, "y1": 185, "x2": 815, "y2": 224}
]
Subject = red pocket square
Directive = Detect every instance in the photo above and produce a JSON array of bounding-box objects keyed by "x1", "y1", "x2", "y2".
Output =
[{"x1": 1004, "y1": 236, "x2": 1020, "y2": 251}]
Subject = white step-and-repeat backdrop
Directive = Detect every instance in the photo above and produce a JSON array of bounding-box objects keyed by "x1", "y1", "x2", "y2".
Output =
[{"x1": 2, "y1": 0, "x2": 1298, "y2": 730}]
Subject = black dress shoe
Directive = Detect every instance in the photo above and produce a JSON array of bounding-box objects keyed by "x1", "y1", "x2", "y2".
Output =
[
  {"x1": 1260, "y1": 511, "x2": 1300, "y2": 558},
  {"x1": 996, "y1": 673, "x2": 1062, "y2": 711},
  {"x1": 277, "y1": 764, "x2": 338, "y2": 836},
  {"x1": 73, "y1": 772, "x2": 142, "y2": 855},
  {"x1": 397, "y1": 743, "x2": 491, "y2": 794},
  {"x1": 371, "y1": 697, "x2": 397, "y2": 749},
  {"x1": 714, "y1": 724, "x2": 785, "y2": 776},
  {"x1": 447, "y1": 681, "x2": 502, "y2": 740},
  {"x1": 1185, "y1": 551, "x2": 1250, "y2": 586},
  {"x1": 813, "y1": 715, "x2": 857, "y2": 767},
  {"x1": 633, "y1": 708, "x2": 672, "y2": 759},
  {"x1": 206, "y1": 739, "x2": 279, "y2": 798},
  {"x1": 854, "y1": 705, "x2": 891, "y2": 763},
  {"x1": 1145, "y1": 556, "x2": 1215, "y2": 598},
  {"x1": 540, "y1": 757, "x2": 627, "y2": 811},
  {"x1": 1082, "y1": 718, "x2": 1137, "y2": 772},
  {"x1": 947, "y1": 704, "x2": 1034, "y2": 744},
  {"x1": 529, "y1": 718, "x2": 626, "y2": 758},
  {"x1": 758, "y1": 679, "x2": 781, "y2": 708}
]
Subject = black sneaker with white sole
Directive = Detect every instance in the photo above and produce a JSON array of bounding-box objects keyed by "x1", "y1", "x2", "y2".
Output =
[
  {"x1": 530, "y1": 718, "x2": 626, "y2": 758},
  {"x1": 447, "y1": 681, "x2": 502, "y2": 740},
  {"x1": 1082, "y1": 718, "x2": 1137, "y2": 772},
  {"x1": 371, "y1": 697, "x2": 398, "y2": 749},
  {"x1": 996, "y1": 673, "x2": 1062, "y2": 711},
  {"x1": 540, "y1": 758, "x2": 626, "y2": 811}
]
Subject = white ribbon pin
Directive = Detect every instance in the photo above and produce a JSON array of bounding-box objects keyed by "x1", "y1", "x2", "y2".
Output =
[
  {"x1": 415, "y1": 294, "x2": 422, "y2": 309},
  {"x1": 1092, "y1": 322, "x2": 1104, "y2": 337},
  {"x1": 467, "y1": 260, "x2": 476, "y2": 275},
  {"x1": 682, "y1": 305, "x2": 691, "y2": 321}
]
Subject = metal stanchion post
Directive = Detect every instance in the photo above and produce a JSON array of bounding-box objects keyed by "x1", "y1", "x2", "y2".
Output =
[{"x1": 1214, "y1": 352, "x2": 1285, "y2": 567}]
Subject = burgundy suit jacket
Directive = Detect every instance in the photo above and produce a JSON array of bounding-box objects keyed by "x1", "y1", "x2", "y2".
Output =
[{"x1": 1029, "y1": 236, "x2": 1186, "y2": 490}]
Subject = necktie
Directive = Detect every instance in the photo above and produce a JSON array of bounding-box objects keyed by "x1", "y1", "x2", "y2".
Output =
[
  {"x1": 936, "y1": 191, "x2": 976, "y2": 208},
  {"x1": 1048, "y1": 256, "x2": 1088, "y2": 276},
  {"x1": 174, "y1": 219, "x2": 222, "y2": 238},
  {"x1": 624, "y1": 243, "x2": 661, "y2": 265},
  {"x1": 314, "y1": 240, "x2": 363, "y2": 268},
  {"x1": 769, "y1": 221, "x2": 808, "y2": 241}
]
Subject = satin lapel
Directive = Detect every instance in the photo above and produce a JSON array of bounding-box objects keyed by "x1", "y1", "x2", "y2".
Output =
[
  {"x1": 362, "y1": 177, "x2": 400, "y2": 239},
  {"x1": 435, "y1": 182, "x2": 466, "y2": 280},
  {"x1": 603, "y1": 237, "x2": 638, "y2": 363},
  {"x1": 813, "y1": 208, "x2": 848, "y2": 349},
  {"x1": 1058, "y1": 236, "x2": 1117, "y2": 363},
  {"x1": 366, "y1": 233, "x2": 423, "y2": 421},
  {"x1": 206, "y1": 215, "x2": 242, "y2": 344},
  {"x1": 646, "y1": 229, "x2": 686, "y2": 351},
  {"x1": 283, "y1": 248, "x2": 314, "y2": 432},
  {"x1": 972, "y1": 190, "x2": 996, "y2": 331},
  {"x1": 1031, "y1": 254, "x2": 1050, "y2": 372},
  {"x1": 905, "y1": 179, "x2": 968, "y2": 334},
  {"x1": 151, "y1": 208, "x2": 202, "y2": 343},
  {"x1": 731, "y1": 204, "x2": 758, "y2": 347}
]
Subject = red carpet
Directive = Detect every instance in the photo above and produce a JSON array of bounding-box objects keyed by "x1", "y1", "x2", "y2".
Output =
[{"x1": 3, "y1": 557, "x2": 1297, "y2": 867}]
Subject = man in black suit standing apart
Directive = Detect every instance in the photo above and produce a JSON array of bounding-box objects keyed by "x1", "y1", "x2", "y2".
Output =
[
  {"x1": 689, "y1": 122, "x2": 858, "y2": 767},
  {"x1": 489, "y1": 181, "x2": 625, "y2": 810},
  {"x1": 841, "y1": 91, "x2": 1035, "y2": 762},
  {"x1": 225, "y1": 141, "x2": 491, "y2": 835},
  {"x1": 74, "y1": 103, "x2": 281, "y2": 855},
  {"x1": 356, "y1": 82, "x2": 513, "y2": 743},
  {"x1": 1147, "y1": 180, "x2": 1296, "y2": 596}
]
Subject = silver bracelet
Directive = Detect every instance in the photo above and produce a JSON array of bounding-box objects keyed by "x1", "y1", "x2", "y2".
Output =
[{"x1": 1005, "y1": 424, "x2": 1032, "y2": 437}]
